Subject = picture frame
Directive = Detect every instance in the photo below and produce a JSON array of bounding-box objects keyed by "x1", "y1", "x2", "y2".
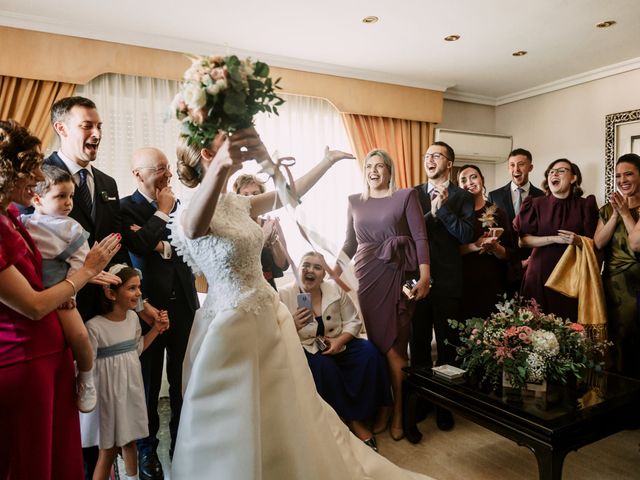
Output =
[{"x1": 605, "y1": 108, "x2": 640, "y2": 197}]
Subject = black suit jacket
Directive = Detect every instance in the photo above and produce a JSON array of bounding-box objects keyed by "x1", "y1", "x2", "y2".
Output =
[
  {"x1": 120, "y1": 190, "x2": 199, "y2": 313},
  {"x1": 414, "y1": 182, "x2": 475, "y2": 296},
  {"x1": 487, "y1": 182, "x2": 544, "y2": 224},
  {"x1": 487, "y1": 182, "x2": 545, "y2": 281},
  {"x1": 44, "y1": 152, "x2": 130, "y2": 319}
]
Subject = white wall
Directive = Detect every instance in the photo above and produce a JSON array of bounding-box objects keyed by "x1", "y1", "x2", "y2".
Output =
[
  {"x1": 440, "y1": 71, "x2": 640, "y2": 205},
  {"x1": 496, "y1": 69, "x2": 640, "y2": 205},
  {"x1": 440, "y1": 100, "x2": 501, "y2": 190}
]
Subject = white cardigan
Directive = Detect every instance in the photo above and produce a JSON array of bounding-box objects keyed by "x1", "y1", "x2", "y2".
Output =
[{"x1": 279, "y1": 280, "x2": 363, "y2": 354}]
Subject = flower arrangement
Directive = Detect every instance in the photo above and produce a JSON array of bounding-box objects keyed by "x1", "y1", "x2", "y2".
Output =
[
  {"x1": 448, "y1": 296, "x2": 609, "y2": 390},
  {"x1": 172, "y1": 54, "x2": 285, "y2": 146}
]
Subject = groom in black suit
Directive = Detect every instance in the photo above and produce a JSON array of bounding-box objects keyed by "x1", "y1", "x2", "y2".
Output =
[
  {"x1": 487, "y1": 148, "x2": 544, "y2": 295},
  {"x1": 121, "y1": 147, "x2": 198, "y2": 480},
  {"x1": 411, "y1": 141, "x2": 475, "y2": 431}
]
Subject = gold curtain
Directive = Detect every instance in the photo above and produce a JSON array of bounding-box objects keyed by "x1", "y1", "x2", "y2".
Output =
[
  {"x1": 341, "y1": 113, "x2": 434, "y2": 188},
  {"x1": 0, "y1": 76, "x2": 76, "y2": 148}
]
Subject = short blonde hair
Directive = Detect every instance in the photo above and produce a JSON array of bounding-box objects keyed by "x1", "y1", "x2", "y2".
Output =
[
  {"x1": 233, "y1": 174, "x2": 265, "y2": 194},
  {"x1": 361, "y1": 149, "x2": 396, "y2": 200}
]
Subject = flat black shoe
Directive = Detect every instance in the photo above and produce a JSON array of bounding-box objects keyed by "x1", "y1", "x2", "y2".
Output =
[
  {"x1": 139, "y1": 451, "x2": 164, "y2": 480},
  {"x1": 363, "y1": 437, "x2": 378, "y2": 452},
  {"x1": 436, "y1": 407, "x2": 454, "y2": 431}
]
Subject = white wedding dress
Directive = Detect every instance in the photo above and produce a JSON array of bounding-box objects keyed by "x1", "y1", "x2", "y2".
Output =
[{"x1": 170, "y1": 193, "x2": 432, "y2": 480}]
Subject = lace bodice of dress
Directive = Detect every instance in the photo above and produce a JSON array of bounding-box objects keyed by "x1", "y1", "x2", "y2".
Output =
[{"x1": 170, "y1": 193, "x2": 274, "y2": 314}]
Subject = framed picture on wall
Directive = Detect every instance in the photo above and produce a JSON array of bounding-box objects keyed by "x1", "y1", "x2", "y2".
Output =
[{"x1": 604, "y1": 109, "x2": 640, "y2": 197}]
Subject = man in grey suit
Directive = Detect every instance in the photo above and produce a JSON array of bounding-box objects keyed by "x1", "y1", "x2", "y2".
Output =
[{"x1": 487, "y1": 148, "x2": 544, "y2": 295}]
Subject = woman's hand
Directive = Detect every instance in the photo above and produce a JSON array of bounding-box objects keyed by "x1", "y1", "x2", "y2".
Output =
[
  {"x1": 412, "y1": 277, "x2": 431, "y2": 300},
  {"x1": 610, "y1": 191, "x2": 631, "y2": 218},
  {"x1": 557, "y1": 229, "x2": 582, "y2": 247},
  {"x1": 479, "y1": 236, "x2": 499, "y2": 254},
  {"x1": 323, "y1": 146, "x2": 356, "y2": 166},
  {"x1": 228, "y1": 127, "x2": 270, "y2": 165},
  {"x1": 321, "y1": 336, "x2": 347, "y2": 355},
  {"x1": 83, "y1": 233, "x2": 121, "y2": 277},
  {"x1": 89, "y1": 271, "x2": 122, "y2": 286},
  {"x1": 293, "y1": 307, "x2": 313, "y2": 331}
]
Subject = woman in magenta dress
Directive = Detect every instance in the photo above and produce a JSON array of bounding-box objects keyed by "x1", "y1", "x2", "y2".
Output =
[
  {"x1": 514, "y1": 159, "x2": 598, "y2": 321},
  {"x1": 341, "y1": 149, "x2": 430, "y2": 441},
  {"x1": 457, "y1": 165, "x2": 515, "y2": 320},
  {"x1": 0, "y1": 120, "x2": 119, "y2": 480}
]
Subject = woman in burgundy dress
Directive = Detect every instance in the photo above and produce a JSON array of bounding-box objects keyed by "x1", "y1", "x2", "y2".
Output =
[
  {"x1": 457, "y1": 165, "x2": 514, "y2": 320},
  {"x1": 0, "y1": 120, "x2": 119, "y2": 480},
  {"x1": 514, "y1": 159, "x2": 598, "y2": 321},
  {"x1": 342, "y1": 149, "x2": 430, "y2": 441}
]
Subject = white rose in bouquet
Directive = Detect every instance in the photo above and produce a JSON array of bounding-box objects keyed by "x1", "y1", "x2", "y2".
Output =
[{"x1": 183, "y1": 82, "x2": 207, "y2": 110}]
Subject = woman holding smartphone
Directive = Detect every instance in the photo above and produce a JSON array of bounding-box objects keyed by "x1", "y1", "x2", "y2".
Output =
[
  {"x1": 278, "y1": 251, "x2": 391, "y2": 452},
  {"x1": 457, "y1": 165, "x2": 514, "y2": 319}
]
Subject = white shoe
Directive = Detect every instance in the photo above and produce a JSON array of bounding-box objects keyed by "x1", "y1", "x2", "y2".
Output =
[{"x1": 77, "y1": 380, "x2": 97, "y2": 413}]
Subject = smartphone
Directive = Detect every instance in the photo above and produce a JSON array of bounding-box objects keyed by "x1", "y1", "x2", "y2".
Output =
[
  {"x1": 489, "y1": 227, "x2": 504, "y2": 239},
  {"x1": 297, "y1": 293, "x2": 312, "y2": 310},
  {"x1": 315, "y1": 337, "x2": 328, "y2": 352}
]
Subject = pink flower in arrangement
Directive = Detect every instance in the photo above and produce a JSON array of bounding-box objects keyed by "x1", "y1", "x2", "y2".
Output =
[
  {"x1": 210, "y1": 67, "x2": 226, "y2": 81},
  {"x1": 568, "y1": 323, "x2": 585, "y2": 332}
]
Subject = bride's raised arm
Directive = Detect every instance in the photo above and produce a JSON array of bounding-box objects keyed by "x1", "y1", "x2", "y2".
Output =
[
  {"x1": 249, "y1": 145, "x2": 356, "y2": 218},
  {"x1": 177, "y1": 132, "x2": 245, "y2": 239}
]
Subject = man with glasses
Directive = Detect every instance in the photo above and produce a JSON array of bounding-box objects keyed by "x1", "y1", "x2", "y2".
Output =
[
  {"x1": 488, "y1": 148, "x2": 544, "y2": 295},
  {"x1": 120, "y1": 147, "x2": 199, "y2": 480},
  {"x1": 411, "y1": 141, "x2": 475, "y2": 431}
]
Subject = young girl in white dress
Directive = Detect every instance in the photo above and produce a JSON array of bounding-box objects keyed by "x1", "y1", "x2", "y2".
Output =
[{"x1": 81, "y1": 264, "x2": 169, "y2": 480}]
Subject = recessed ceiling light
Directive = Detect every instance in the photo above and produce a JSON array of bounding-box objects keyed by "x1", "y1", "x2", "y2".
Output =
[
  {"x1": 444, "y1": 34, "x2": 460, "y2": 42},
  {"x1": 596, "y1": 20, "x2": 616, "y2": 28},
  {"x1": 362, "y1": 16, "x2": 379, "y2": 24},
  {"x1": 512, "y1": 50, "x2": 528, "y2": 57}
]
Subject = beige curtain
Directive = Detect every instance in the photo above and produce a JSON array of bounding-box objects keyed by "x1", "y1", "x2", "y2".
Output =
[
  {"x1": 0, "y1": 76, "x2": 76, "y2": 148},
  {"x1": 341, "y1": 113, "x2": 434, "y2": 188}
]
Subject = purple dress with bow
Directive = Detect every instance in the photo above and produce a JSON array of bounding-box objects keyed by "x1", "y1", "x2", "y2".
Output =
[{"x1": 343, "y1": 189, "x2": 430, "y2": 353}]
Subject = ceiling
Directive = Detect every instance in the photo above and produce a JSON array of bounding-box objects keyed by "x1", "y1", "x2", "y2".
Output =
[{"x1": 2, "y1": 0, "x2": 640, "y2": 105}]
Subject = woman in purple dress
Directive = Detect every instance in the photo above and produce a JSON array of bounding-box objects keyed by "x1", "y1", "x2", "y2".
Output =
[
  {"x1": 341, "y1": 149, "x2": 430, "y2": 441},
  {"x1": 457, "y1": 165, "x2": 514, "y2": 320},
  {"x1": 514, "y1": 159, "x2": 598, "y2": 321}
]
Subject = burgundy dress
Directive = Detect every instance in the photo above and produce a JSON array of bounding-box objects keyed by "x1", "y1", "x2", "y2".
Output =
[
  {"x1": 459, "y1": 203, "x2": 514, "y2": 321},
  {"x1": 0, "y1": 205, "x2": 83, "y2": 480},
  {"x1": 342, "y1": 189, "x2": 430, "y2": 353},
  {"x1": 514, "y1": 194, "x2": 598, "y2": 321}
]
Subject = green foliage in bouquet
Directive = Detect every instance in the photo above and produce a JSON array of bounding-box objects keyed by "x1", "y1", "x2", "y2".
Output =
[
  {"x1": 172, "y1": 54, "x2": 285, "y2": 146},
  {"x1": 448, "y1": 296, "x2": 610, "y2": 390}
]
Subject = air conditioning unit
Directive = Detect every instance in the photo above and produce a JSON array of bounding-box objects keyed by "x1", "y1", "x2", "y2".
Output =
[{"x1": 434, "y1": 129, "x2": 513, "y2": 164}]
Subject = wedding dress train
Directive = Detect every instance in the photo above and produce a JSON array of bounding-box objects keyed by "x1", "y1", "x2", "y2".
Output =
[{"x1": 170, "y1": 193, "x2": 432, "y2": 480}]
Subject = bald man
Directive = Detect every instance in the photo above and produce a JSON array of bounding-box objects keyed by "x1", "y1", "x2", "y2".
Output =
[{"x1": 120, "y1": 147, "x2": 199, "y2": 480}]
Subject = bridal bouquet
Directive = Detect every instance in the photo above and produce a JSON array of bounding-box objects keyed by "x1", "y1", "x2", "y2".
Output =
[
  {"x1": 172, "y1": 54, "x2": 285, "y2": 146},
  {"x1": 448, "y1": 296, "x2": 609, "y2": 390}
]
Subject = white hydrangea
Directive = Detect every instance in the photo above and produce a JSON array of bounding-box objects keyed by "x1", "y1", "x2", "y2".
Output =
[{"x1": 530, "y1": 330, "x2": 559, "y2": 357}]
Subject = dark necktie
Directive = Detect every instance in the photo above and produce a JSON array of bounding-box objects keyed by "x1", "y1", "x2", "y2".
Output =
[{"x1": 77, "y1": 168, "x2": 93, "y2": 212}]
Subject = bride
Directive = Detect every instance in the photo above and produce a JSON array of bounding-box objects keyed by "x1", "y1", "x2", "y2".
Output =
[{"x1": 169, "y1": 127, "x2": 432, "y2": 480}]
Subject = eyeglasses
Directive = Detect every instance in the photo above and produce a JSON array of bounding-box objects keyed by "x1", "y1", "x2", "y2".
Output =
[
  {"x1": 423, "y1": 153, "x2": 449, "y2": 162},
  {"x1": 548, "y1": 167, "x2": 571, "y2": 176},
  {"x1": 137, "y1": 165, "x2": 171, "y2": 174}
]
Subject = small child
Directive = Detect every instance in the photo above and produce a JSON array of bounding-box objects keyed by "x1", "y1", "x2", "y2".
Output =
[
  {"x1": 81, "y1": 264, "x2": 169, "y2": 480},
  {"x1": 21, "y1": 165, "x2": 118, "y2": 412}
]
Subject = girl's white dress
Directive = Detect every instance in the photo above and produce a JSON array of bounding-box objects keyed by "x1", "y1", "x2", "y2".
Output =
[
  {"x1": 170, "y1": 193, "x2": 432, "y2": 480},
  {"x1": 80, "y1": 310, "x2": 148, "y2": 448}
]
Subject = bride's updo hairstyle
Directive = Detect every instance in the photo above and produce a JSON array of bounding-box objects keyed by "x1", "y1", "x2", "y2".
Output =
[{"x1": 176, "y1": 135, "x2": 206, "y2": 188}]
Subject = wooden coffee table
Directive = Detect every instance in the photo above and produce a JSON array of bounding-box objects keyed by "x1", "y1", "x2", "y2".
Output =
[{"x1": 403, "y1": 367, "x2": 640, "y2": 480}]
